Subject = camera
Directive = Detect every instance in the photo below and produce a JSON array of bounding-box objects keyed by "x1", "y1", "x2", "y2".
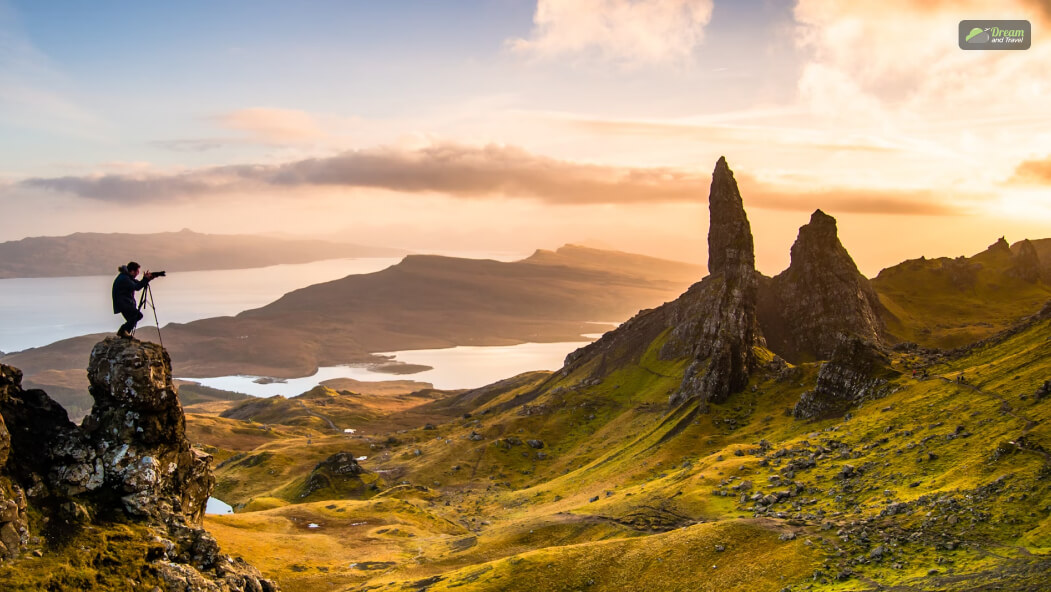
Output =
[{"x1": 151, "y1": 271, "x2": 167, "y2": 277}]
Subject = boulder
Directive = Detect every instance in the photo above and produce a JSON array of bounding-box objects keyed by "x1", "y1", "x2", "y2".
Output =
[{"x1": 299, "y1": 452, "x2": 370, "y2": 500}]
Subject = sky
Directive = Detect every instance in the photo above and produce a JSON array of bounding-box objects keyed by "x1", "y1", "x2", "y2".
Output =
[{"x1": 1, "y1": 0, "x2": 1049, "y2": 277}]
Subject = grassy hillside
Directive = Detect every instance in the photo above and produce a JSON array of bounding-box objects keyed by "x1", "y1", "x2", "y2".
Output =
[
  {"x1": 195, "y1": 304, "x2": 1051, "y2": 591},
  {"x1": 873, "y1": 239, "x2": 1051, "y2": 349}
]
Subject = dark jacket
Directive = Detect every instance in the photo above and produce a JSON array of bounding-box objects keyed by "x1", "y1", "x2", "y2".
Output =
[{"x1": 112, "y1": 268, "x2": 150, "y2": 313}]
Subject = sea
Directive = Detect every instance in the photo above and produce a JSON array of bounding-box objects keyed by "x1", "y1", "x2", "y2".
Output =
[{"x1": 0, "y1": 255, "x2": 609, "y2": 396}]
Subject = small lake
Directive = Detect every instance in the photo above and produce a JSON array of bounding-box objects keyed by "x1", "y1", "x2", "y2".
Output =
[
  {"x1": 206, "y1": 497, "x2": 234, "y2": 515},
  {"x1": 183, "y1": 340, "x2": 594, "y2": 396}
]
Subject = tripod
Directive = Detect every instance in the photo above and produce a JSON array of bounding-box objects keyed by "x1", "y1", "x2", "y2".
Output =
[{"x1": 137, "y1": 282, "x2": 164, "y2": 349}]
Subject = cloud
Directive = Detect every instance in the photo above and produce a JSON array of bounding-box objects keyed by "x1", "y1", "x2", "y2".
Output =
[
  {"x1": 211, "y1": 107, "x2": 325, "y2": 142},
  {"x1": 150, "y1": 138, "x2": 237, "y2": 152},
  {"x1": 1007, "y1": 156, "x2": 1051, "y2": 185},
  {"x1": 794, "y1": 0, "x2": 1051, "y2": 117},
  {"x1": 19, "y1": 142, "x2": 962, "y2": 215},
  {"x1": 736, "y1": 174, "x2": 960, "y2": 216},
  {"x1": 562, "y1": 115, "x2": 902, "y2": 153},
  {"x1": 509, "y1": 0, "x2": 714, "y2": 65}
]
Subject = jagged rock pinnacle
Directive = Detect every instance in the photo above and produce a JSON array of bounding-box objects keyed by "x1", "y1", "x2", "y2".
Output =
[
  {"x1": 667, "y1": 157, "x2": 759, "y2": 408},
  {"x1": 707, "y1": 156, "x2": 755, "y2": 276},
  {"x1": 761, "y1": 209, "x2": 885, "y2": 361},
  {"x1": 83, "y1": 337, "x2": 209, "y2": 520}
]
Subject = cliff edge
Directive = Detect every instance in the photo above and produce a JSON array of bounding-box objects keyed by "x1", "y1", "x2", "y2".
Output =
[{"x1": 0, "y1": 337, "x2": 278, "y2": 591}]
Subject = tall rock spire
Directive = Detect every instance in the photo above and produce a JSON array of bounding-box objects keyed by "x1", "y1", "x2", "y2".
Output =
[
  {"x1": 707, "y1": 156, "x2": 755, "y2": 276},
  {"x1": 668, "y1": 157, "x2": 759, "y2": 408}
]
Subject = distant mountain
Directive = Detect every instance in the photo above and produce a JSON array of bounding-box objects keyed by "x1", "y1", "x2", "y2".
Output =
[
  {"x1": 0, "y1": 229, "x2": 406, "y2": 278},
  {"x1": 154, "y1": 245, "x2": 703, "y2": 377},
  {"x1": 0, "y1": 245, "x2": 704, "y2": 411}
]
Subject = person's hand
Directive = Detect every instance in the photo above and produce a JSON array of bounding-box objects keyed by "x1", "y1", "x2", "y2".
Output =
[{"x1": 144, "y1": 270, "x2": 154, "y2": 280}]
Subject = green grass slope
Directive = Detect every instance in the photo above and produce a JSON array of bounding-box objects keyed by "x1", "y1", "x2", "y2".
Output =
[
  {"x1": 873, "y1": 238, "x2": 1051, "y2": 349},
  {"x1": 203, "y1": 308, "x2": 1051, "y2": 591}
]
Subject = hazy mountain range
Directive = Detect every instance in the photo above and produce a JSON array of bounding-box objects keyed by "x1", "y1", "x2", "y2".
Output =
[
  {"x1": 1, "y1": 244, "x2": 704, "y2": 417},
  {"x1": 0, "y1": 229, "x2": 406, "y2": 278}
]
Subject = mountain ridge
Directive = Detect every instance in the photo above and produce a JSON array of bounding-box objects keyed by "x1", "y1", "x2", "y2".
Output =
[{"x1": 0, "y1": 229, "x2": 406, "y2": 278}]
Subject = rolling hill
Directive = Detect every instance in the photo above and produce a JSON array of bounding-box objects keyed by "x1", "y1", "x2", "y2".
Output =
[{"x1": 0, "y1": 245, "x2": 704, "y2": 416}]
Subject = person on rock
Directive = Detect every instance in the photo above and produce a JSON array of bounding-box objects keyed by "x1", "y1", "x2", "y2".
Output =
[{"x1": 112, "y1": 261, "x2": 157, "y2": 338}]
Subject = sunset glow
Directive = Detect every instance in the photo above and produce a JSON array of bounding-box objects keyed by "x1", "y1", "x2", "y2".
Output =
[{"x1": 1, "y1": 0, "x2": 1048, "y2": 276}]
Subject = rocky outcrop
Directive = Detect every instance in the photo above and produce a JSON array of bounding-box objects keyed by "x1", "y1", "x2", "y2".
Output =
[
  {"x1": 299, "y1": 452, "x2": 370, "y2": 500},
  {"x1": 0, "y1": 368, "x2": 29, "y2": 560},
  {"x1": 561, "y1": 157, "x2": 760, "y2": 406},
  {"x1": 0, "y1": 338, "x2": 278, "y2": 590},
  {"x1": 760, "y1": 209, "x2": 886, "y2": 362},
  {"x1": 667, "y1": 157, "x2": 759, "y2": 408},
  {"x1": 706, "y1": 157, "x2": 755, "y2": 276},
  {"x1": 560, "y1": 159, "x2": 893, "y2": 417},
  {"x1": 792, "y1": 336, "x2": 898, "y2": 420},
  {"x1": 1008, "y1": 239, "x2": 1043, "y2": 283}
]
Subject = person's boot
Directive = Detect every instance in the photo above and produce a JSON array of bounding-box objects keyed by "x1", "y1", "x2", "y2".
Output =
[{"x1": 117, "y1": 329, "x2": 132, "y2": 339}]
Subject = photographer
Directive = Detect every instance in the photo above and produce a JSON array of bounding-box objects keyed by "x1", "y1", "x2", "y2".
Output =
[{"x1": 112, "y1": 261, "x2": 160, "y2": 338}]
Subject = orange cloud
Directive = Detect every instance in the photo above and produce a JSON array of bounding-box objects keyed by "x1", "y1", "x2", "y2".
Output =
[
  {"x1": 1007, "y1": 156, "x2": 1051, "y2": 185},
  {"x1": 20, "y1": 143, "x2": 961, "y2": 215}
]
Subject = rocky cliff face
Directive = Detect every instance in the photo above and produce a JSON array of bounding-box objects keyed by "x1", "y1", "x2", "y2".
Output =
[
  {"x1": 0, "y1": 367, "x2": 29, "y2": 560},
  {"x1": 1009, "y1": 239, "x2": 1044, "y2": 283},
  {"x1": 562, "y1": 158, "x2": 760, "y2": 410},
  {"x1": 0, "y1": 338, "x2": 278, "y2": 591},
  {"x1": 561, "y1": 158, "x2": 896, "y2": 419},
  {"x1": 665, "y1": 157, "x2": 759, "y2": 408},
  {"x1": 760, "y1": 209, "x2": 886, "y2": 362},
  {"x1": 792, "y1": 336, "x2": 898, "y2": 420}
]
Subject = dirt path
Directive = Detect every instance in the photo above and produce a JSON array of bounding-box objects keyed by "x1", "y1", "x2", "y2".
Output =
[{"x1": 295, "y1": 401, "x2": 338, "y2": 431}]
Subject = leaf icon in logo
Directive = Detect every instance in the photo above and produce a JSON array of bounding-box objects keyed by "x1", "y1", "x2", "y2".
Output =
[{"x1": 966, "y1": 27, "x2": 991, "y2": 43}]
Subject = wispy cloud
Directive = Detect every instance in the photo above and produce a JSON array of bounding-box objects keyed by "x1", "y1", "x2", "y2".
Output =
[
  {"x1": 736, "y1": 174, "x2": 960, "y2": 216},
  {"x1": 20, "y1": 142, "x2": 961, "y2": 215},
  {"x1": 211, "y1": 107, "x2": 326, "y2": 142},
  {"x1": 1007, "y1": 155, "x2": 1051, "y2": 185},
  {"x1": 509, "y1": 0, "x2": 714, "y2": 65},
  {"x1": 562, "y1": 115, "x2": 902, "y2": 154}
]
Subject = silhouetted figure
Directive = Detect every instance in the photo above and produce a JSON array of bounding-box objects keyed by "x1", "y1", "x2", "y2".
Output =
[{"x1": 112, "y1": 261, "x2": 156, "y2": 338}]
